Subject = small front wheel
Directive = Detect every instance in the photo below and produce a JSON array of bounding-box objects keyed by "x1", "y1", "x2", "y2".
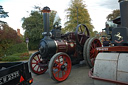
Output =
[
  {"x1": 49, "y1": 52, "x2": 72, "y2": 82},
  {"x1": 28, "y1": 51, "x2": 47, "y2": 75}
]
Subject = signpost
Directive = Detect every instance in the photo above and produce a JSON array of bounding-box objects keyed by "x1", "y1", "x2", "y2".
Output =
[{"x1": 26, "y1": 38, "x2": 29, "y2": 51}]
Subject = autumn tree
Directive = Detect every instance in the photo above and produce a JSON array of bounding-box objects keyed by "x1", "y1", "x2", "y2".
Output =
[
  {"x1": 22, "y1": 7, "x2": 60, "y2": 50},
  {"x1": 106, "y1": 9, "x2": 120, "y2": 20},
  {"x1": 0, "y1": 24, "x2": 22, "y2": 57},
  {"x1": 64, "y1": 0, "x2": 94, "y2": 36}
]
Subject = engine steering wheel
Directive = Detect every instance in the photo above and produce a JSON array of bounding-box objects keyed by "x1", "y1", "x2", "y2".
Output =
[{"x1": 75, "y1": 24, "x2": 90, "y2": 47}]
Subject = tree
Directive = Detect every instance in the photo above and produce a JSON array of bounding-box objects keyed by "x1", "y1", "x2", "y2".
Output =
[
  {"x1": 0, "y1": 24, "x2": 22, "y2": 57},
  {"x1": 0, "y1": 5, "x2": 9, "y2": 18},
  {"x1": 64, "y1": 0, "x2": 94, "y2": 36},
  {"x1": 106, "y1": 9, "x2": 120, "y2": 20},
  {"x1": 22, "y1": 7, "x2": 60, "y2": 50},
  {"x1": 0, "y1": 5, "x2": 9, "y2": 24}
]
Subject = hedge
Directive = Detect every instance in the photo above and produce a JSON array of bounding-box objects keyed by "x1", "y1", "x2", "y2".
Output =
[
  {"x1": 1, "y1": 52, "x2": 30, "y2": 61},
  {"x1": 5, "y1": 42, "x2": 28, "y2": 56}
]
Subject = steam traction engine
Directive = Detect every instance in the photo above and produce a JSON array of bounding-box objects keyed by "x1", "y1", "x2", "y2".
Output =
[
  {"x1": 28, "y1": 7, "x2": 101, "y2": 81},
  {"x1": 89, "y1": 1, "x2": 128, "y2": 85}
]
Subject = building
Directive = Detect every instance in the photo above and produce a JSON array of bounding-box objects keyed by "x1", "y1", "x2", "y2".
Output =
[{"x1": 17, "y1": 29, "x2": 23, "y2": 37}]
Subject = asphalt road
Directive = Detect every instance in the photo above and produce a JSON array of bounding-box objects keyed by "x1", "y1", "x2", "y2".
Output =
[{"x1": 31, "y1": 61, "x2": 94, "y2": 85}]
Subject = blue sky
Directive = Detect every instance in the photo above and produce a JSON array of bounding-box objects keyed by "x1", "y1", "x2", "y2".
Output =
[{"x1": 0, "y1": 0, "x2": 119, "y2": 34}]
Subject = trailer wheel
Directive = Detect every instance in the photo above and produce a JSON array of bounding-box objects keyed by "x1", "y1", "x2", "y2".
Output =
[
  {"x1": 29, "y1": 51, "x2": 47, "y2": 75},
  {"x1": 85, "y1": 37, "x2": 101, "y2": 68},
  {"x1": 49, "y1": 52, "x2": 72, "y2": 82}
]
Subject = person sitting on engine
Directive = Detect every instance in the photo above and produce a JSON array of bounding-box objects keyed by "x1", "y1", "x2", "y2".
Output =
[{"x1": 103, "y1": 37, "x2": 110, "y2": 47}]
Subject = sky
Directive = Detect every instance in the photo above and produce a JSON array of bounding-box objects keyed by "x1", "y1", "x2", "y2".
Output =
[{"x1": 0, "y1": 0, "x2": 119, "y2": 35}]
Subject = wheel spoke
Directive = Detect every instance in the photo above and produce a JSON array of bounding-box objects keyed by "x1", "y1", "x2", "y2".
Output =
[
  {"x1": 33, "y1": 57, "x2": 38, "y2": 62},
  {"x1": 32, "y1": 62, "x2": 37, "y2": 64},
  {"x1": 37, "y1": 55, "x2": 40, "y2": 62},
  {"x1": 62, "y1": 57, "x2": 65, "y2": 64},
  {"x1": 93, "y1": 44, "x2": 96, "y2": 49},
  {"x1": 90, "y1": 44, "x2": 94, "y2": 49},
  {"x1": 80, "y1": 37, "x2": 83, "y2": 44},
  {"x1": 62, "y1": 71, "x2": 64, "y2": 77},
  {"x1": 90, "y1": 53, "x2": 95, "y2": 58},
  {"x1": 64, "y1": 69, "x2": 67, "y2": 75},
  {"x1": 29, "y1": 52, "x2": 48, "y2": 75},
  {"x1": 83, "y1": 28, "x2": 86, "y2": 35},
  {"x1": 58, "y1": 56, "x2": 60, "y2": 63},
  {"x1": 54, "y1": 69, "x2": 59, "y2": 74},
  {"x1": 80, "y1": 25, "x2": 82, "y2": 32},
  {"x1": 54, "y1": 69, "x2": 60, "y2": 78},
  {"x1": 75, "y1": 24, "x2": 90, "y2": 47},
  {"x1": 49, "y1": 53, "x2": 71, "y2": 81},
  {"x1": 91, "y1": 42, "x2": 95, "y2": 49},
  {"x1": 57, "y1": 70, "x2": 60, "y2": 78},
  {"x1": 37, "y1": 65, "x2": 39, "y2": 71},
  {"x1": 85, "y1": 38, "x2": 102, "y2": 68},
  {"x1": 32, "y1": 64, "x2": 37, "y2": 69}
]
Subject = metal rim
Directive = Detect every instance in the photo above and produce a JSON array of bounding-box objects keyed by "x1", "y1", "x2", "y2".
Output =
[
  {"x1": 49, "y1": 52, "x2": 72, "y2": 82},
  {"x1": 29, "y1": 51, "x2": 47, "y2": 75},
  {"x1": 83, "y1": 38, "x2": 91, "y2": 65},
  {"x1": 75, "y1": 24, "x2": 90, "y2": 47},
  {"x1": 86, "y1": 37, "x2": 102, "y2": 68}
]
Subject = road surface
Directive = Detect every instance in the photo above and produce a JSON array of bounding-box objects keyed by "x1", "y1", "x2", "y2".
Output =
[{"x1": 31, "y1": 61, "x2": 94, "y2": 85}]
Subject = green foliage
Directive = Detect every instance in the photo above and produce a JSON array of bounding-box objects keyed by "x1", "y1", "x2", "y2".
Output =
[
  {"x1": 22, "y1": 7, "x2": 60, "y2": 50},
  {"x1": 1, "y1": 56, "x2": 20, "y2": 61},
  {"x1": 0, "y1": 5, "x2": 9, "y2": 18},
  {"x1": 6, "y1": 42, "x2": 28, "y2": 56},
  {"x1": 106, "y1": 9, "x2": 120, "y2": 20},
  {"x1": 28, "y1": 39, "x2": 40, "y2": 50},
  {"x1": 1, "y1": 52, "x2": 30, "y2": 61},
  {"x1": 64, "y1": 0, "x2": 94, "y2": 36}
]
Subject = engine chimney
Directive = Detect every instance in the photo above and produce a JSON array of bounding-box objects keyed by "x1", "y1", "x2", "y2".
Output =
[
  {"x1": 120, "y1": 0, "x2": 128, "y2": 28},
  {"x1": 42, "y1": 6, "x2": 51, "y2": 36}
]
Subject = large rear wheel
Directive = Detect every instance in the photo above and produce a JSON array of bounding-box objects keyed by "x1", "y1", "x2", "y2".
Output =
[
  {"x1": 28, "y1": 51, "x2": 48, "y2": 75},
  {"x1": 84, "y1": 37, "x2": 102, "y2": 68},
  {"x1": 83, "y1": 38, "x2": 91, "y2": 64},
  {"x1": 49, "y1": 52, "x2": 72, "y2": 82}
]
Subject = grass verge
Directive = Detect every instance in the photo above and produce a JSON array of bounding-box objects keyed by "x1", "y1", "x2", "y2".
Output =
[{"x1": 0, "y1": 52, "x2": 32, "y2": 62}]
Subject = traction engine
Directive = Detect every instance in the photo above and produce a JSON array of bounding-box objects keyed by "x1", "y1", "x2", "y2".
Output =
[
  {"x1": 28, "y1": 6, "x2": 101, "y2": 82},
  {"x1": 89, "y1": 0, "x2": 128, "y2": 85}
]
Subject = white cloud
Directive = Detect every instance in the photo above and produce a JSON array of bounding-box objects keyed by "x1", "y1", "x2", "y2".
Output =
[
  {"x1": 0, "y1": 0, "x2": 119, "y2": 34},
  {"x1": 85, "y1": 0, "x2": 119, "y2": 32}
]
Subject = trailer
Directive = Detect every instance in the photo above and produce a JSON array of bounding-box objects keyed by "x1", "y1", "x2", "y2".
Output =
[{"x1": 0, "y1": 62, "x2": 33, "y2": 85}]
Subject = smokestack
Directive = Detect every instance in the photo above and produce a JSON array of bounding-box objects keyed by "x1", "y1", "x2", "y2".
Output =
[
  {"x1": 42, "y1": 6, "x2": 51, "y2": 36},
  {"x1": 120, "y1": 0, "x2": 128, "y2": 28}
]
